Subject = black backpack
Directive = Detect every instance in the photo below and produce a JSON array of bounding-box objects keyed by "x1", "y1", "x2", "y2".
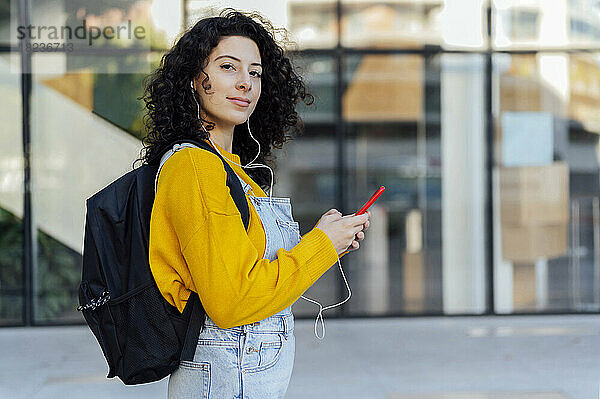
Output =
[{"x1": 77, "y1": 137, "x2": 250, "y2": 385}]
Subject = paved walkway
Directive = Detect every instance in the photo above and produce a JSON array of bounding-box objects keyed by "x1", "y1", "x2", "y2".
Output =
[{"x1": 1, "y1": 315, "x2": 599, "y2": 398}]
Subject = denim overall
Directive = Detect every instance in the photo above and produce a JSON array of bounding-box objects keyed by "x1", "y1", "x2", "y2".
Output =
[{"x1": 168, "y1": 173, "x2": 302, "y2": 399}]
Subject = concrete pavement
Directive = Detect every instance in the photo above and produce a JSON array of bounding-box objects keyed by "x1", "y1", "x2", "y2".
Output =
[{"x1": 1, "y1": 315, "x2": 599, "y2": 398}]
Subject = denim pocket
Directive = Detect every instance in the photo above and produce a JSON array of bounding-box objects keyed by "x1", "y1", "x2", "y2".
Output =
[
  {"x1": 258, "y1": 334, "x2": 283, "y2": 367},
  {"x1": 169, "y1": 361, "x2": 211, "y2": 399},
  {"x1": 245, "y1": 332, "x2": 284, "y2": 373}
]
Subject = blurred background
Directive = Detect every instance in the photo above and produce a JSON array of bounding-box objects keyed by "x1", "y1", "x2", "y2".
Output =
[{"x1": 2, "y1": 0, "x2": 600, "y2": 328}]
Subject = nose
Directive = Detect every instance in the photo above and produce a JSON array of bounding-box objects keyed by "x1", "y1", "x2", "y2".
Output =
[{"x1": 235, "y1": 72, "x2": 251, "y2": 92}]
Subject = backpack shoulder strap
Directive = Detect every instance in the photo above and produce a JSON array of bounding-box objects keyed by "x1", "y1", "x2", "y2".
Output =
[
  {"x1": 180, "y1": 291, "x2": 202, "y2": 362},
  {"x1": 153, "y1": 138, "x2": 250, "y2": 231},
  {"x1": 154, "y1": 142, "x2": 200, "y2": 194}
]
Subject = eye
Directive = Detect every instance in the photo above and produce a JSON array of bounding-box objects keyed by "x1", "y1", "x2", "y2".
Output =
[
  {"x1": 220, "y1": 63, "x2": 234, "y2": 70},
  {"x1": 250, "y1": 71, "x2": 262, "y2": 78}
]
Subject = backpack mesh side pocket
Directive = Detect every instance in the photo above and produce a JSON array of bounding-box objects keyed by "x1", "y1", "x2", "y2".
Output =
[{"x1": 108, "y1": 282, "x2": 182, "y2": 384}]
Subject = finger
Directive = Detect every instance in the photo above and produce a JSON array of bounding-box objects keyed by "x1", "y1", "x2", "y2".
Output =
[
  {"x1": 344, "y1": 215, "x2": 368, "y2": 228},
  {"x1": 325, "y1": 209, "x2": 342, "y2": 220},
  {"x1": 352, "y1": 225, "x2": 365, "y2": 236}
]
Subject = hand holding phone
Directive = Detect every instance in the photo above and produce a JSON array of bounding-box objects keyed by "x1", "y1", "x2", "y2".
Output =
[
  {"x1": 342, "y1": 186, "x2": 384, "y2": 254},
  {"x1": 316, "y1": 186, "x2": 384, "y2": 255}
]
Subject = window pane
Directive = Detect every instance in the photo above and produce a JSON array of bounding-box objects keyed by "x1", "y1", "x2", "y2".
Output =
[
  {"x1": 566, "y1": 0, "x2": 600, "y2": 48},
  {"x1": 341, "y1": 1, "x2": 443, "y2": 49},
  {"x1": 21, "y1": 0, "x2": 182, "y2": 53},
  {"x1": 343, "y1": 53, "x2": 487, "y2": 315},
  {"x1": 341, "y1": 0, "x2": 486, "y2": 50},
  {"x1": 343, "y1": 54, "x2": 424, "y2": 122},
  {"x1": 32, "y1": 51, "x2": 163, "y2": 135},
  {"x1": 0, "y1": 53, "x2": 23, "y2": 325},
  {"x1": 493, "y1": 0, "x2": 600, "y2": 49},
  {"x1": 271, "y1": 136, "x2": 341, "y2": 317},
  {"x1": 439, "y1": 0, "x2": 487, "y2": 50},
  {"x1": 291, "y1": 54, "x2": 336, "y2": 124},
  {"x1": 494, "y1": 52, "x2": 600, "y2": 313},
  {"x1": 288, "y1": 0, "x2": 338, "y2": 49},
  {"x1": 186, "y1": 1, "x2": 338, "y2": 50},
  {"x1": 0, "y1": 0, "x2": 19, "y2": 46}
]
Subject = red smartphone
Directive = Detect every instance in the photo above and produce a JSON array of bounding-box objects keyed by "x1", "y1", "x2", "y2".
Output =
[{"x1": 355, "y1": 186, "x2": 385, "y2": 215}]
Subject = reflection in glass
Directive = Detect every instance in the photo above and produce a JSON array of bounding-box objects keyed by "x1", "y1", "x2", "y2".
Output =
[
  {"x1": 341, "y1": 1, "x2": 444, "y2": 49},
  {"x1": 271, "y1": 54, "x2": 339, "y2": 315},
  {"x1": 288, "y1": 0, "x2": 337, "y2": 49},
  {"x1": 0, "y1": 0, "x2": 19, "y2": 46},
  {"x1": 341, "y1": 54, "x2": 447, "y2": 315},
  {"x1": 27, "y1": 47, "x2": 155, "y2": 76},
  {"x1": 268, "y1": 53, "x2": 337, "y2": 316},
  {"x1": 494, "y1": 52, "x2": 600, "y2": 313},
  {"x1": 568, "y1": 0, "x2": 600, "y2": 47},
  {"x1": 14, "y1": 0, "x2": 180, "y2": 54},
  {"x1": 290, "y1": 54, "x2": 336, "y2": 124},
  {"x1": 0, "y1": 54, "x2": 23, "y2": 325},
  {"x1": 35, "y1": 230, "x2": 82, "y2": 323},
  {"x1": 493, "y1": 0, "x2": 600, "y2": 49},
  {"x1": 24, "y1": 1, "x2": 154, "y2": 49},
  {"x1": 342, "y1": 132, "x2": 447, "y2": 315},
  {"x1": 273, "y1": 136, "x2": 341, "y2": 317},
  {"x1": 186, "y1": 0, "x2": 337, "y2": 50},
  {"x1": 0, "y1": 208, "x2": 22, "y2": 325},
  {"x1": 33, "y1": 52, "x2": 163, "y2": 136},
  {"x1": 340, "y1": 0, "x2": 487, "y2": 50},
  {"x1": 343, "y1": 54, "x2": 424, "y2": 121},
  {"x1": 341, "y1": 53, "x2": 488, "y2": 316}
]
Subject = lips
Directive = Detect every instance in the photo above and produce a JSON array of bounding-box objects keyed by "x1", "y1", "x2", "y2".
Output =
[{"x1": 227, "y1": 97, "x2": 250, "y2": 107}]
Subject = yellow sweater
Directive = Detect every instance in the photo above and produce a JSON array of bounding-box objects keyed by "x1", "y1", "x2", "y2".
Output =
[{"x1": 149, "y1": 139, "x2": 346, "y2": 329}]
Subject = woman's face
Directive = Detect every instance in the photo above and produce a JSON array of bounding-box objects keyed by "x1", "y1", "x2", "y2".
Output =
[{"x1": 193, "y1": 35, "x2": 262, "y2": 130}]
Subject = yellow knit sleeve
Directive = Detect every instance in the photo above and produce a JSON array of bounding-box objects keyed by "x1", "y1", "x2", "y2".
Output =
[{"x1": 152, "y1": 147, "x2": 340, "y2": 329}]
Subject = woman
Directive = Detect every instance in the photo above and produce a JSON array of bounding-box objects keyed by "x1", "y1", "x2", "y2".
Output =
[{"x1": 138, "y1": 9, "x2": 370, "y2": 398}]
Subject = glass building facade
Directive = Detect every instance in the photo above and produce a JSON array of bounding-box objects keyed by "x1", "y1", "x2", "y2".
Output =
[{"x1": 2, "y1": 0, "x2": 600, "y2": 325}]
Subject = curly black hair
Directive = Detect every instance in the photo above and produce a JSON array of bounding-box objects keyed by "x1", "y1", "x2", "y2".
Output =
[{"x1": 134, "y1": 8, "x2": 314, "y2": 191}]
